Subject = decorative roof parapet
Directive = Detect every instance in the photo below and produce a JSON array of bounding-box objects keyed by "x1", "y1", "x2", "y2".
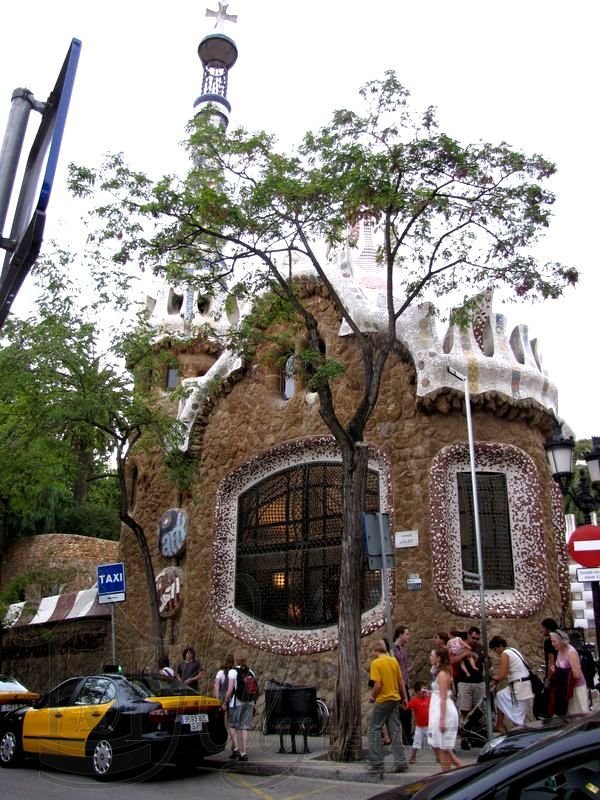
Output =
[{"x1": 398, "y1": 298, "x2": 556, "y2": 413}]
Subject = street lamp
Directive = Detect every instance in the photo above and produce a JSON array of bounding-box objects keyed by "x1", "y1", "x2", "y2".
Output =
[
  {"x1": 545, "y1": 427, "x2": 600, "y2": 648},
  {"x1": 447, "y1": 365, "x2": 493, "y2": 741}
]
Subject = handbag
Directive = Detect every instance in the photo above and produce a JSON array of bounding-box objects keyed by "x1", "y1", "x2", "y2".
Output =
[{"x1": 507, "y1": 648, "x2": 543, "y2": 696}]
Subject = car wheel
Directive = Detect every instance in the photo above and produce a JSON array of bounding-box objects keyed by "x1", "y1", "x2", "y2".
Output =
[
  {"x1": 0, "y1": 729, "x2": 22, "y2": 767},
  {"x1": 90, "y1": 738, "x2": 115, "y2": 780}
]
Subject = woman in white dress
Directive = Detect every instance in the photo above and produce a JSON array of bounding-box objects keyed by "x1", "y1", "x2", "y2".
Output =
[
  {"x1": 489, "y1": 635, "x2": 533, "y2": 731},
  {"x1": 427, "y1": 648, "x2": 462, "y2": 771}
]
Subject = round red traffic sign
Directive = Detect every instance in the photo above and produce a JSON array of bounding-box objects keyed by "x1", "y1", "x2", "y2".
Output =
[{"x1": 568, "y1": 525, "x2": 600, "y2": 568}]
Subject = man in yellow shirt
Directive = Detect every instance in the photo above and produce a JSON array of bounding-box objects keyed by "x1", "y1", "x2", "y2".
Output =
[{"x1": 367, "y1": 639, "x2": 409, "y2": 775}]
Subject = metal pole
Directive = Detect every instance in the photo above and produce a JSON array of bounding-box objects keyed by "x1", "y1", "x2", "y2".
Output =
[
  {"x1": 448, "y1": 366, "x2": 494, "y2": 740},
  {"x1": 0, "y1": 89, "x2": 39, "y2": 243},
  {"x1": 377, "y1": 512, "x2": 394, "y2": 650},
  {"x1": 111, "y1": 603, "x2": 116, "y2": 665}
]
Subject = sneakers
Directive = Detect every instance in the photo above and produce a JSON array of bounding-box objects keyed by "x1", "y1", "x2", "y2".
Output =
[
  {"x1": 229, "y1": 749, "x2": 240, "y2": 760},
  {"x1": 390, "y1": 765, "x2": 409, "y2": 773},
  {"x1": 239, "y1": 753, "x2": 249, "y2": 762}
]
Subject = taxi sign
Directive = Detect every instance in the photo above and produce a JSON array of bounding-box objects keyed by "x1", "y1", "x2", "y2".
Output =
[{"x1": 97, "y1": 562, "x2": 126, "y2": 604}]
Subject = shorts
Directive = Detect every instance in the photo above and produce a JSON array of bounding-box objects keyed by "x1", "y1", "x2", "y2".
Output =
[
  {"x1": 229, "y1": 702, "x2": 254, "y2": 730},
  {"x1": 457, "y1": 682, "x2": 484, "y2": 713},
  {"x1": 412, "y1": 726, "x2": 428, "y2": 749}
]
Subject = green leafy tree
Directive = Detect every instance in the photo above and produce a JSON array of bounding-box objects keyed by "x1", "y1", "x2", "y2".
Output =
[
  {"x1": 0, "y1": 294, "x2": 186, "y2": 665},
  {"x1": 69, "y1": 72, "x2": 578, "y2": 760}
]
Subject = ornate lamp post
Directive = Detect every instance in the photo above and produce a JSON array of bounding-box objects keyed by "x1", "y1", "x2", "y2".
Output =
[{"x1": 545, "y1": 428, "x2": 600, "y2": 648}]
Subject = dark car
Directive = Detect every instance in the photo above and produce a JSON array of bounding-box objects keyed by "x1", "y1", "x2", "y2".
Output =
[
  {"x1": 0, "y1": 675, "x2": 39, "y2": 716},
  {"x1": 368, "y1": 712, "x2": 600, "y2": 799},
  {"x1": 477, "y1": 714, "x2": 583, "y2": 762},
  {"x1": 0, "y1": 672, "x2": 226, "y2": 780}
]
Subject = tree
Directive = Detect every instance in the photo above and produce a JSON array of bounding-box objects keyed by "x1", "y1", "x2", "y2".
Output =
[
  {"x1": 69, "y1": 72, "x2": 578, "y2": 760},
  {"x1": 0, "y1": 296, "x2": 185, "y2": 666}
]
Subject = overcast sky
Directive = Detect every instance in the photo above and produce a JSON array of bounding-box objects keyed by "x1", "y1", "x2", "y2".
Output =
[{"x1": 1, "y1": 0, "x2": 598, "y2": 439}]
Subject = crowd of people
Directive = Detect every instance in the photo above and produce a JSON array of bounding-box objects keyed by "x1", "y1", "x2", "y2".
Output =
[
  {"x1": 365, "y1": 619, "x2": 594, "y2": 775},
  {"x1": 156, "y1": 619, "x2": 593, "y2": 772}
]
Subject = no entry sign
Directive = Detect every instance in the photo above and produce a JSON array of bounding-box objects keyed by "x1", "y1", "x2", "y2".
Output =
[{"x1": 568, "y1": 525, "x2": 600, "y2": 568}]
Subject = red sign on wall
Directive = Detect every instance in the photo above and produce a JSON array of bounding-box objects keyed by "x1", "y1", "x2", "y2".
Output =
[{"x1": 568, "y1": 525, "x2": 600, "y2": 568}]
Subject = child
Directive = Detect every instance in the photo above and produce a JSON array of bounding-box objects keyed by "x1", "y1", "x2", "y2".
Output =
[
  {"x1": 406, "y1": 681, "x2": 431, "y2": 764},
  {"x1": 448, "y1": 629, "x2": 477, "y2": 677}
]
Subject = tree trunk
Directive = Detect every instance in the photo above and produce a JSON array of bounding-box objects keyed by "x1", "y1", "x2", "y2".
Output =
[
  {"x1": 116, "y1": 451, "x2": 164, "y2": 667},
  {"x1": 72, "y1": 439, "x2": 93, "y2": 504},
  {"x1": 329, "y1": 442, "x2": 369, "y2": 761}
]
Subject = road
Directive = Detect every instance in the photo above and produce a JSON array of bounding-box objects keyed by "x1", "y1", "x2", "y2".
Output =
[{"x1": 0, "y1": 763, "x2": 385, "y2": 800}]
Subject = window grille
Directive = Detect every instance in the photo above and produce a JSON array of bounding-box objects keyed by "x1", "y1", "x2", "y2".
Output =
[
  {"x1": 235, "y1": 462, "x2": 382, "y2": 628},
  {"x1": 457, "y1": 472, "x2": 515, "y2": 590}
]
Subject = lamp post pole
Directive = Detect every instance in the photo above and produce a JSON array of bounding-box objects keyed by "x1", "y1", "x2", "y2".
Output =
[
  {"x1": 447, "y1": 366, "x2": 494, "y2": 741},
  {"x1": 545, "y1": 432, "x2": 600, "y2": 652}
]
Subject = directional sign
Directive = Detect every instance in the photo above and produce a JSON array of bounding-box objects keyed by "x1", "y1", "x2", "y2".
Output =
[
  {"x1": 576, "y1": 567, "x2": 600, "y2": 583},
  {"x1": 568, "y1": 525, "x2": 600, "y2": 569},
  {"x1": 97, "y1": 562, "x2": 126, "y2": 604},
  {"x1": 363, "y1": 512, "x2": 394, "y2": 570}
]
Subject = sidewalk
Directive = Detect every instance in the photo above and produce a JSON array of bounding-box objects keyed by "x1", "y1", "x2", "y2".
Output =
[{"x1": 204, "y1": 732, "x2": 481, "y2": 787}]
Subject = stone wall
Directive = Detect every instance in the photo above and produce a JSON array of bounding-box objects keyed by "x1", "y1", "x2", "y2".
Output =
[
  {"x1": 113, "y1": 290, "x2": 567, "y2": 727},
  {"x1": 1, "y1": 533, "x2": 119, "y2": 595}
]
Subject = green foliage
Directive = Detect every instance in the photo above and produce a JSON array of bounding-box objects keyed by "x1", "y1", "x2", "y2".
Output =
[{"x1": 164, "y1": 451, "x2": 197, "y2": 494}]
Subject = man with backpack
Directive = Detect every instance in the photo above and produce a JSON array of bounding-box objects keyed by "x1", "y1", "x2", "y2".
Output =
[{"x1": 221, "y1": 652, "x2": 259, "y2": 762}]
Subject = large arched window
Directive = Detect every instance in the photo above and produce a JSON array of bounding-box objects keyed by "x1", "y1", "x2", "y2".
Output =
[
  {"x1": 235, "y1": 462, "x2": 381, "y2": 628},
  {"x1": 212, "y1": 437, "x2": 393, "y2": 654},
  {"x1": 430, "y1": 442, "x2": 547, "y2": 617}
]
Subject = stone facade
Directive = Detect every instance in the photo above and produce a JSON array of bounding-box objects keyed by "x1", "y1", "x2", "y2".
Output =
[
  {"x1": 0, "y1": 534, "x2": 119, "y2": 691},
  {"x1": 114, "y1": 285, "x2": 569, "y2": 723},
  {"x1": 1, "y1": 533, "x2": 119, "y2": 596}
]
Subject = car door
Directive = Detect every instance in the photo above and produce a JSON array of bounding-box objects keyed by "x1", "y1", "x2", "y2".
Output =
[
  {"x1": 57, "y1": 677, "x2": 117, "y2": 759},
  {"x1": 22, "y1": 678, "x2": 81, "y2": 757}
]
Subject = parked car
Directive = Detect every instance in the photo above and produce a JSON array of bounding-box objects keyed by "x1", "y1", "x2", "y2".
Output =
[
  {"x1": 477, "y1": 714, "x2": 585, "y2": 762},
  {"x1": 0, "y1": 676, "x2": 39, "y2": 715},
  {"x1": 368, "y1": 712, "x2": 600, "y2": 799},
  {"x1": 0, "y1": 672, "x2": 226, "y2": 780}
]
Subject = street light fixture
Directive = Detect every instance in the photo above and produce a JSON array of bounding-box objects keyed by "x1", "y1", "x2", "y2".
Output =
[{"x1": 545, "y1": 426, "x2": 600, "y2": 649}]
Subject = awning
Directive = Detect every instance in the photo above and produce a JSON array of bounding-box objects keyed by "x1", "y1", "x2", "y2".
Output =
[{"x1": 3, "y1": 587, "x2": 110, "y2": 628}]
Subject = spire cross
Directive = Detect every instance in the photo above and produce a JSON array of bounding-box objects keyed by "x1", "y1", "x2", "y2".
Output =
[{"x1": 205, "y1": 2, "x2": 238, "y2": 33}]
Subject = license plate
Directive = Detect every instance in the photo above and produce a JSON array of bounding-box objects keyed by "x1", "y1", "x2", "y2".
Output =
[
  {"x1": 0, "y1": 704, "x2": 21, "y2": 712},
  {"x1": 178, "y1": 713, "x2": 209, "y2": 731}
]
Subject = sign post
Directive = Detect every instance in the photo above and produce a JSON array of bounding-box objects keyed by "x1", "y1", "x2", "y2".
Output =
[
  {"x1": 97, "y1": 562, "x2": 126, "y2": 664},
  {"x1": 568, "y1": 524, "x2": 600, "y2": 650},
  {"x1": 363, "y1": 511, "x2": 394, "y2": 650}
]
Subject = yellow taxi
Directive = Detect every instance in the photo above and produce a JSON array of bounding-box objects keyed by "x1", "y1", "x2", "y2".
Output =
[{"x1": 0, "y1": 672, "x2": 226, "y2": 780}]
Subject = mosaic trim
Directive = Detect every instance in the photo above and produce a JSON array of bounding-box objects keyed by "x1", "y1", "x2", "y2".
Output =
[
  {"x1": 212, "y1": 436, "x2": 393, "y2": 654},
  {"x1": 429, "y1": 442, "x2": 547, "y2": 617},
  {"x1": 551, "y1": 481, "x2": 572, "y2": 614}
]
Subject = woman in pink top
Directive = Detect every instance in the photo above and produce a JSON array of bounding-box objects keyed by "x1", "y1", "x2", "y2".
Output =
[{"x1": 549, "y1": 630, "x2": 588, "y2": 715}]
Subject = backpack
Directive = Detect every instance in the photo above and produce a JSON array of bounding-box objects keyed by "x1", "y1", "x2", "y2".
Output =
[
  {"x1": 578, "y1": 648, "x2": 597, "y2": 690},
  {"x1": 235, "y1": 665, "x2": 259, "y2": 702}
]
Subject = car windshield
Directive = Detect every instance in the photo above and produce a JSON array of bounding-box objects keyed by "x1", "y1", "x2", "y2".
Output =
[
  {"x1": 127, "y1": 674, "x2": 202, "y2": 698},
  {"x1": 0, "y1": 676, "x2": 28, "y2": 692}
]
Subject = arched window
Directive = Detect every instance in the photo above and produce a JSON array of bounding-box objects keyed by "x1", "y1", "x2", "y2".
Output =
[
  {"x1": 457, "y1": 472, "x2": 515, "y2": 590},
  {"x1": 281, "y1": 354, "x2": 296, "y2": 400},
  {"x1": 212, "y1": 438, "x2": 393, "y2": 654},
  {"x1": 235, "y1": 462, "x2": 381, "y2": 628},
  {"x1": 166, "y1": 367, "x2": 179, "y2": 390},
  {"x1": 430, "y1": 442, "x2": 546, "y2": 617}
]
